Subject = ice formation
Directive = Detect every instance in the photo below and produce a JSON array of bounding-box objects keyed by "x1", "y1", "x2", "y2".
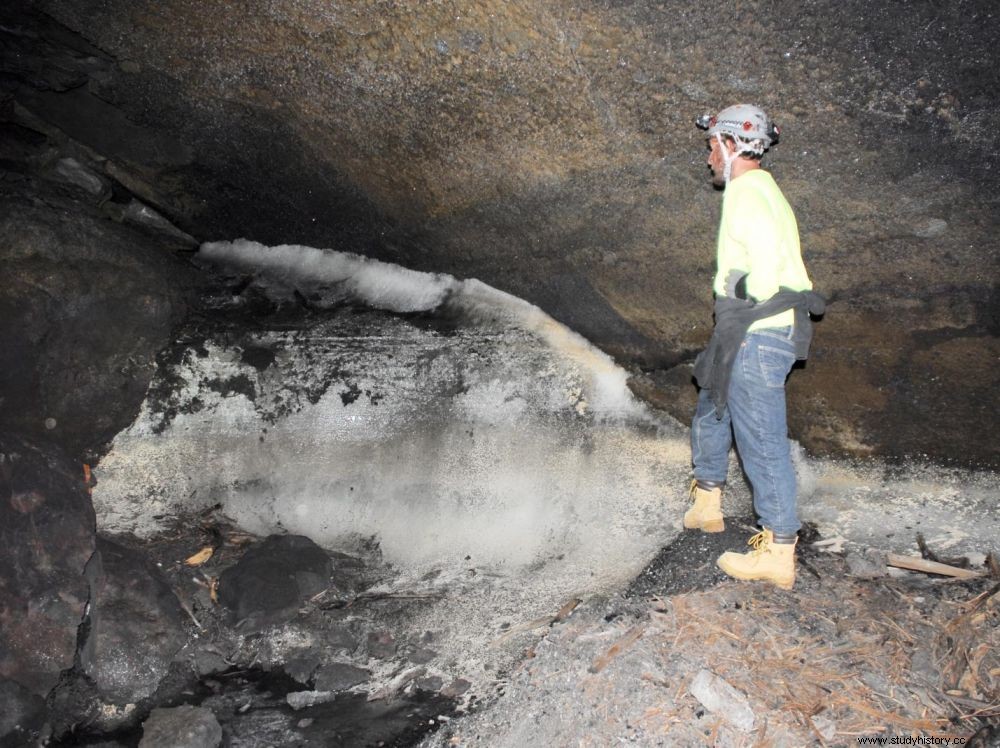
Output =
[{"x1": 94, "y1": 241, "x2": 687, "y2": 575}]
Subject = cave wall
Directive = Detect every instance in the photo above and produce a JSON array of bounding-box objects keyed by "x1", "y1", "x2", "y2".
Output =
[{"x1": 3, "y1": 1, "x2": 998, "y2": 465}]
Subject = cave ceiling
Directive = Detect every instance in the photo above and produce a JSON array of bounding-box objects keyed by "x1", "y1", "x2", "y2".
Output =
[{"x1": 2, "y1": 0, "x2": 999, "y2": 465}]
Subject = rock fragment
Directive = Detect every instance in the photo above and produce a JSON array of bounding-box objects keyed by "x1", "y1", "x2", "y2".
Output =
[
  {"x1": 689, "y1": 669, "x2": 756, "y2": 733},
  {"x1": 139, "y1": 705, "x2": 222, "y2": 748},
  {"x1": 845, "y1": 547, "x2": 889, "y2": 579},
  {"x1": 81, "y1": 538, "x2": 188, "y2": 703},
  {"x1": 218, "y1": 534, "x2": 332, "y2": 633},
  {"x1": 0, "y1": 433, "x2": 95, "y2": 696},
  {"x1": 313, "y1": 663, "x2": 371, "y2": 692},
  {"x1": 286, "y1": 690, "x2": 336, "y2": 710}
]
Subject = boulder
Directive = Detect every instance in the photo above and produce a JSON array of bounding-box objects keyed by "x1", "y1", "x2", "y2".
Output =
[
  {"x1": 0, "y1": 198, "x2": 193, "y2": 459},
  {"x1": 0, "y1": 432, "x2": 94, "y2": 696},
  {"x1": 80, "y1": 538, "x2": 187, "y2": 703},
  {"x1": 218, "y1": 534, "x2": 332, "y2": 633}
]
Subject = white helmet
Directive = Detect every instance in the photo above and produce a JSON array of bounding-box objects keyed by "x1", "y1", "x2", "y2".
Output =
[
  {"x1": 695, "y1": 104, "x2": 780, "y2": 182},
  {"x1": 696, "y1": 104, "x2": 779, "y2": 155}
]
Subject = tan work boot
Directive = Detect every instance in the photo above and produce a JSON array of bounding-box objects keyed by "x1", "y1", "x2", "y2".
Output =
[
  {"x1": 683, "y1": 480, "x2": 725, "y2": 533},
  {"x1": 717, "y1": 529, "x2": 796, "y2": 590}
]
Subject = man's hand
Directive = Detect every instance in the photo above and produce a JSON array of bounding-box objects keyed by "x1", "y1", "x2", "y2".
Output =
[{"x1": 723, "y1": 269, "x2": 750, "y2": 300}]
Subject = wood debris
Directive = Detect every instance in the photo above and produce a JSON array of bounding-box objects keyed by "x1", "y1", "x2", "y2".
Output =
[
  {"x1": 184, "y1": 545, "x2": 215, "y2": 566},
  {"x1": 491, "y1": 597, "x2": 583, "y2": 647},
  {"x1": 886, "y1": 553, "x2": 984, "y2": 579},
  {"x1": 543, "y1": 547, "x2": 1000, "y2": 745},
  {"x1": 588, "y1": 624, "x2": 646, "y2": 674}
]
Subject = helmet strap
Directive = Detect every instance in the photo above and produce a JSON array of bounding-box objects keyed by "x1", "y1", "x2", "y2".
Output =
[{"x1": 716, "y1": 133, "x2": 737, "y2": 184}]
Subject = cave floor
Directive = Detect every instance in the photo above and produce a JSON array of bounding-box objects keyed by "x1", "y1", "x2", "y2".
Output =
[
  {"x1": 423, "y1": 525, "x2": 1000, "y2": 748},
  {"x1": 69, "y1": 506, "x2": 999, "y2": 748}
]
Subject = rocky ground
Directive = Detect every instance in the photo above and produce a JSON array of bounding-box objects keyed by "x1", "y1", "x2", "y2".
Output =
[
  {"x1": 8, "y1": 501, "x2": 996, "y2": 747},
  {"x1": 425, "y1": 524, "x2": 1000, "y2": 747},
  {"x1": 4, "y1": 410, "x2": 997, "y2": 748}
]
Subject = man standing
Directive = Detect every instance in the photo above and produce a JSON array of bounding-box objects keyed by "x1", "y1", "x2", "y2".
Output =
[{"x1": 683, "y1": 104, "x2": 824, "y2": 590}]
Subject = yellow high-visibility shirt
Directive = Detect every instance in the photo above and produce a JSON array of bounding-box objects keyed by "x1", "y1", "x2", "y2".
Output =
[{"x1": 713, "y1": 169, "x2": 812, "y2": 330}]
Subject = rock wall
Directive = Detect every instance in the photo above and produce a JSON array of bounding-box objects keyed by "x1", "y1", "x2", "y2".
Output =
[{"x1": 3, "y1": 1, "x2": 999, "y2": 465}]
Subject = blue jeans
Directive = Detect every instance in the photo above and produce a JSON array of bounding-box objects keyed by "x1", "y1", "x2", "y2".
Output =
[{"x1": 690, "y1": 327, "x2": 800, "y2": 536}]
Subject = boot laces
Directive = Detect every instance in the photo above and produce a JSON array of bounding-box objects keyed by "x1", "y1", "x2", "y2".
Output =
[{"x1": 747, "y1": 530, "x2": 771, "y2": 555}]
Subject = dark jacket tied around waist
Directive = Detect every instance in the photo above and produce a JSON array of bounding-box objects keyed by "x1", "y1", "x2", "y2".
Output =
[{"x1": 693, "y1": 288, "x2": 826, "y2": 417}]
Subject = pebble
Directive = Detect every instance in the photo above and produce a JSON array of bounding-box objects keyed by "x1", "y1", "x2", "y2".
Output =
[
  {"x1": 367, "y1": 631, "x2": 397, "y2": 659},
  {"x1": 441, "y1": 678, "x2": 471, "y2": 698},
  {"x1": 811, "y1": 715, "x2": 837, "y2": 741}
]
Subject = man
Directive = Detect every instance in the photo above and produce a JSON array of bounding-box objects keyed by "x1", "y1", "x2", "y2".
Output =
[{"x1": 684, "y1": 104, "x2": 824, "y2": 590}]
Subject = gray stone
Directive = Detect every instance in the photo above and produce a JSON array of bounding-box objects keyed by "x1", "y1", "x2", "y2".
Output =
[
  {"x1": 313, "y1": 663, "x2": 371, "y2": 692},
  {"x1": 286, "y1": 690, "x2": 336, "y2": 710},
  {"x1": 218, "y1": 534, "x2": 332, "y2": 633},
  {"x1": 53, "y1": 157, "x2": 107, "y2": 196},
  {"x1": 441, "y1": 678, "x2": 471, "y2": 698},
  {"x1": 416, "y1": 675, "x2": 444, "y2": 692},
  {"x1": 689, "y1": 669, "x2": 756, "y2": 733},
  {"x1": 407, "y1": 646, "x2": 438, "y2": 664},
  {"x1": 284, "y1": 651, "x2": 322, "y2": 685},
  {"x1": 191, "y1": 649, "x2": 230, "y2": 677},
  {"x1": 366, "y1": 631, "x2": 397, "y2": 659},
  {"x1": 0, "y1": 199, "x2": 192, "y2": 457},
  {"x1": 811, "y1": 715, "x2": 837, "y2": 742},
  {"x1": 0, "y1": 433, "x2": 95, "y2": 696},
  {"x1": 139, "y1": 705, "x2": 222, "y2": 748},
  {"x1": 325, "y1": 623, "x2": 359, "y2": 651},
  {"x1": 81, "y1": 538, "x2": 187, "y2": 703},
  {"x1": 845, "y1": 548, "x2": 888, "y2": 578},
  {"x1": 119, "y1": 200, "x2": 197, "y2": 247}
]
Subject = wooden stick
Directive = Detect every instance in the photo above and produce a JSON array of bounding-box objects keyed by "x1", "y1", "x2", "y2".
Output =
[
  {"x1": 553, "y1": 597, "x2": 582, "y2": 623},
  {"x1": 886, "y1": 554, "x2": 984, "y2": 580},
  {"x1": 490, "y1": 597, "x2": 582, "y2": 646},
  {"x1": 588, "y1": 624, "x2": 646, "y2": 674}
]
